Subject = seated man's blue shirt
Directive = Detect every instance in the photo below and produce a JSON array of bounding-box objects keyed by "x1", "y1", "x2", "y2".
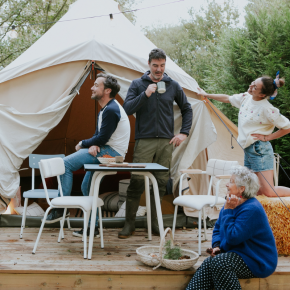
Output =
[{"x1": 81, "y1": 99, "x2": 130, "y2": 157}]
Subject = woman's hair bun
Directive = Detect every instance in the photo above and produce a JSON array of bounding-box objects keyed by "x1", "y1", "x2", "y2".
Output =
[
  {"x1": 261, "y1": 75, "x2": 285, "y2": 98},
  {"x1": 279, "y1": 78, "x2": 285, "y2": 88}
]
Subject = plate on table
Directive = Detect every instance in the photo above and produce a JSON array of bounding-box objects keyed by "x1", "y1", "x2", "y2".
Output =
[{"x1": 97, "y1": 157, "x2": 116, "y2": 164}]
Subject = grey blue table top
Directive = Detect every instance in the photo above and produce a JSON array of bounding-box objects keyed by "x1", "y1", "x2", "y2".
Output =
[{"x1": 84, "y1": 163, "x2": 168, "y2": 172}]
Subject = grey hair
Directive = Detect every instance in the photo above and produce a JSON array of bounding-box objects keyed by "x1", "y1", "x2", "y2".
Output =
[{"x1": 230, "y1": 166, "x2": 260, "y2": 199}]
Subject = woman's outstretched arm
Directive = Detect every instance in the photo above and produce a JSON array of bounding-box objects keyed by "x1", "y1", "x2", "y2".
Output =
[{"x1": 197, "y1": 88, "x2": 230, "y2": 103}]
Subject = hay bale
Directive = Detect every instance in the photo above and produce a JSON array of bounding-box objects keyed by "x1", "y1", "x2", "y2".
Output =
[{"x1": 256, "y1": 195, "x2": 290, "y2": 255}]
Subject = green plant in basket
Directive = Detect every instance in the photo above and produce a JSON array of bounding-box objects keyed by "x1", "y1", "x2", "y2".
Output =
[{"x1": 163, "y1": 240, "x2": 182, "y2": 260}]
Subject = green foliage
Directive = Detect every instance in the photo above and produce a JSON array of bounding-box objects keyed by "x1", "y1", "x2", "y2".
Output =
[
  {"x1": 117, "y1": 0, "x2": 143, "y2": 25},
  {"x1": 144, "y1": 0, "x2": 239, "y2": 88},
  {"x1": 205, "y1": 0, "x2": 290, "y2": 185},
  {"x1": 163, "y1": 240, "x2": 182, "y2": 260},
  {"x1": 146, "y1": 0, "x2": 290, "y2": 186},
  {"x1": 0, "y1": 0, "x2": 138, "y2": 69},
  {"x1": 0, "y1": 0, "x2": 74, "y2": 68}
]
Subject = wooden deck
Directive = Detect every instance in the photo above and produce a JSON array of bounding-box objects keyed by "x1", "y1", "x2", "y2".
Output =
[{"x1": 0, "y1": 227, "x2": 289, "y2": 289}]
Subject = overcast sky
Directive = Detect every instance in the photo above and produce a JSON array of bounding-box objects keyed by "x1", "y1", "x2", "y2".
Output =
[{"x1": 132, "y1": 0, "x2": 249, "y2": 30}]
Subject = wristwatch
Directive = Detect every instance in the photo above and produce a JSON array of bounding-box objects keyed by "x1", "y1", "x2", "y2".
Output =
[{"x1": 78, "y1": 141, "x2": 83, "y2": 148}]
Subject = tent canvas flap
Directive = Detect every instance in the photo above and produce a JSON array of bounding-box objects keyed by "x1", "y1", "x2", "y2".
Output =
[{"x1": 0, "y1": 61, "x2": 88, "y2": 199}]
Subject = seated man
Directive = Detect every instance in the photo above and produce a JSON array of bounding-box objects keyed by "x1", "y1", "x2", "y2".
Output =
[{"x1": 45, "y1": 73, "x2": 130, "y2": 238}]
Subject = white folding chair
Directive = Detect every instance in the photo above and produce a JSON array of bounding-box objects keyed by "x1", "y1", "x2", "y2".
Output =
[
  {"x1": 172, "y1": 159, "x2": 239, "y2": 255},
  {"x1": 20, "y1": 154, "x2": 70, "y2": 239},
  {"x1": 32, "y1": 158, "x2": 104, "y2": 259}
]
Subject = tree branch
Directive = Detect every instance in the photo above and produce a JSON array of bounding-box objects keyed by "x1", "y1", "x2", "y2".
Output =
[{"x1": 52, "y1": 0, "x2": 68, "y2": 22}]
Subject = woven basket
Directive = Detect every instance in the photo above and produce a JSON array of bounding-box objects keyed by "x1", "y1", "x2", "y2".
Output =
[
  {"x1": 136, "y1": 246, "x2": 161, "y2": 267},
  {"x1": 136, "y1": 227, "x2": 199, "y2": 270}
]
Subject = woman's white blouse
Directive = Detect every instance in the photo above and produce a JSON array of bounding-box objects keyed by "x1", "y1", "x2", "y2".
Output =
[{"x1": 229, "y1": 92, "x2": 290, "y2": 149}]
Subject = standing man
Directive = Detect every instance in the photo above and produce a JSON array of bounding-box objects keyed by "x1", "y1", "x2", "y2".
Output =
[
  {"x1": 45, "y1": 73, "x2": 130, "y2": 238},
  {"x1": 118, "y1": 48, "x2": 193, "y2": 239}
]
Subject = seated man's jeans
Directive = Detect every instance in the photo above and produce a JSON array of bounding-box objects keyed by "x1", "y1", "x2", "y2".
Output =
[{"x1": 59, "y1": 145, "x2": 121, "y2": 227}]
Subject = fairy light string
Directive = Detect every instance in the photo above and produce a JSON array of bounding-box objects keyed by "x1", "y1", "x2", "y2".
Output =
[{"x1": 5, "y1": 0, "x2": 185, "y2": 29}]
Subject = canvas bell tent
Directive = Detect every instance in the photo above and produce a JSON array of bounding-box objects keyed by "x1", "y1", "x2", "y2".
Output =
[{"x1": 0, "y1": 0, "x2": 243, "y2": 216}]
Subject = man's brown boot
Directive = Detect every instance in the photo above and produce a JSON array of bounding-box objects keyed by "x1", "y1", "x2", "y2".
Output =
[{"x1": 118, "y1": 197, "x2": 140, "y2": 239}]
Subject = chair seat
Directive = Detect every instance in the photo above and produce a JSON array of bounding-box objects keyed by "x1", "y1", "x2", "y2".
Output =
[
  {"x1": 51, "y1": 196, "x2": 104, "y2": 212},
  {"x1": 173, "y1": 195, "x2": 225, "y2": 211},
  {"x1": 23, "y1": 189, "x2": 59, "y2": 199}
]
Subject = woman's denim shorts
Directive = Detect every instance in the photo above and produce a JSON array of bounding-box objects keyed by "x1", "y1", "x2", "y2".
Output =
[{"x1": 244, "y1": 141, "x2": 274, "y2": 172}]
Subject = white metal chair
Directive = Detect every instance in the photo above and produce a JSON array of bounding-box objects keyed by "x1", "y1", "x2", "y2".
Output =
[
  {"x1": 20, "y1": 154, "x2": 70, "y2": 239},
  {"x1": 172, "y1": 159, "x2": 239, "y2": 255},
  {"x1": 32, "y1": 157, "x2": 105, "y2": 259}
]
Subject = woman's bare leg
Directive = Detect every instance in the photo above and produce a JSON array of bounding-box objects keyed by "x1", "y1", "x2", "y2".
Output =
[{"x1": 256, "y1": 170, "x2": 290, "y2": 197}]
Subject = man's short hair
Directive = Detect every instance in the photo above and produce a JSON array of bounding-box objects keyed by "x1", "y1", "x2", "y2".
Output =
[
  {"x1": 148, "y1": 48, "x2": 166, "y2": 63},
  {"x1": 97, "y1": 73, "x2": 120, "y2": 98}
]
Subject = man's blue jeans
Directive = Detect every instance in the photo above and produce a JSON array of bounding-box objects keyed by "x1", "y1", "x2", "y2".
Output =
[{"x1": 59, "y1": 145, "x2": 121, "y2": 227}]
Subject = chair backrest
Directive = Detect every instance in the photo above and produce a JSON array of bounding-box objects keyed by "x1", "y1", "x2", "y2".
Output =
[
  {"x1": 39, "y1": 158, "x2": 65, "y2": 203},
  {"x1": 39, "y1": 158, "x2": 65, "y2": 178},
  {"x1": 29, "y1": 154, "x2": 65, "y2": 190},
  {"x1": 29, "y1": 154, "x2": 65, "y2": 169},
  {"x1": 206, "y1": 159, "x2": 239, "y2": 176}
]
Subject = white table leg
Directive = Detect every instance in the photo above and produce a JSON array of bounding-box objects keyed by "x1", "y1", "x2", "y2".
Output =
[
  {"x1": 132, "y1": 172, "x2": 164, "y2": 238},
  {"x1": 198, "y1": 210, "x2": 201, "y2": 256},
  {"x1": 144, "y1": 176, "x2": 152, "y2": 241},
  {"x1": 149, "y1": 173, "x2": 164, "y2": 238},
  {"x1": 88, "y1": 171, "x2": 117, "y2": 260}
]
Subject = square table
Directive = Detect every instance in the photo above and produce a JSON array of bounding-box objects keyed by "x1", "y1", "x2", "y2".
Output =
[{"x1": 84, "y1": 163, "x2": 169, "y2": 260}]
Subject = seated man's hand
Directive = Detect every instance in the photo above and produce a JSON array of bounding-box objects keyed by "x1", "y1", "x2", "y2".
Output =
[
  {"x1": 169, "y1": 133, "x2": 187, "y2": 147},
  {"x1": 75, "y1": 144, "x2": 82, "y2": 151},
  {"x1": 88, "y1": 145, "x2": 100, "y2": 157}
]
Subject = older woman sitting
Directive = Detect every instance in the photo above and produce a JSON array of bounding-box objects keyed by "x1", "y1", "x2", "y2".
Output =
[{"x1": 186, "y1": 166, "x2": 277, "y2": 290}]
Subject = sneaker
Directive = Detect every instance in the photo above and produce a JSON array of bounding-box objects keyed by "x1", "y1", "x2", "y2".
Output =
[
  {"x1": 73, "y1": 227, "x2": 100, "y2": 238},
  {"x1": 42, "y1": 208, "x2": 70, "y2": 224}
]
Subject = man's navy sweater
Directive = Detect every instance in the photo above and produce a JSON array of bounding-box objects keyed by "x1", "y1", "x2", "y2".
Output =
[
  {"x1": 123, "y1": 71, "x2": 192, "y2": 140},
  {"x1": 212, "y1": 198, "x2": 277, "y2": 278}
]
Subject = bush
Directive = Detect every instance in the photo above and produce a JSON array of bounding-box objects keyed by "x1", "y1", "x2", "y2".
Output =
[{"x1": 206, "y1": 0, "x2": 290, "y2": 186}]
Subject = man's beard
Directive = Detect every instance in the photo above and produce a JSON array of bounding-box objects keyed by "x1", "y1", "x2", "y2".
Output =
[
  {"x1": 151, "y1": 71, "x2": 163, "y2": 81},
  {"x1": 91, "y1": 93, "x2": 104, "y2": 101}
]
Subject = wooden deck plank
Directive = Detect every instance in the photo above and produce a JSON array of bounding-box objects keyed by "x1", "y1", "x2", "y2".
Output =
[{"x1": 0, "y1": 227, "x2": 289, "y2": 290}]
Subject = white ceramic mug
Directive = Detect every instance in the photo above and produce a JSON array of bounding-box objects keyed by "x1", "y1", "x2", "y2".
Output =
[
  {"x1": 157, "y1": 81, "x2": 166, "y2": 94},
  {"x1": 115, "y1": 156, "x2": 124, "y2": 163}
]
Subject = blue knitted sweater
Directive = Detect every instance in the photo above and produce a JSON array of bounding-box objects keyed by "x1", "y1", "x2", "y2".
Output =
[{"x1": 212, "y1": 197, "x2": 277, "y2": 278}]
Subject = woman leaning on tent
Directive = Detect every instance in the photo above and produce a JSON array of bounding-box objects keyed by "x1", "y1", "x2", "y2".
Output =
[
  {"x1": 186, "y1": 166, "x2": 278, "y2": 290},
  {"x1": 198, "y1": 73, "x2": 290, "y2": 197}
]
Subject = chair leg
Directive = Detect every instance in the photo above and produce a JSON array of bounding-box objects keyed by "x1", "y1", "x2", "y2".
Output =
[
  {"x1": 98, "y1": 207, "x2": 104, "y2": 249},
  {"x1": 83, "y1": 209, "x2": 91, "y2": 242},
  {"x1": 198, "y1": 210, "x2": 201, "y2": 256},
  {"x1": 83, "y1": 211, "x2": 87, "y2": 259},
  {"x1": 32, "y1": 207, "x2": 51, "y2": 254},
  {"x1": 20, "y1": 198, "x2": 28, "y2": 239},
  {"x1": 172, "y1": 205, "x2": 178, "y2": 238},
  {"x1": 66, "y1": 217, "x2": 71, "y2": 230},
  {"x1": 202, "y1": 207, "x2": 207, "y2": 241},
  {"x1": 58, "y1": 208, "x2": 66, "y2": 243}
]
